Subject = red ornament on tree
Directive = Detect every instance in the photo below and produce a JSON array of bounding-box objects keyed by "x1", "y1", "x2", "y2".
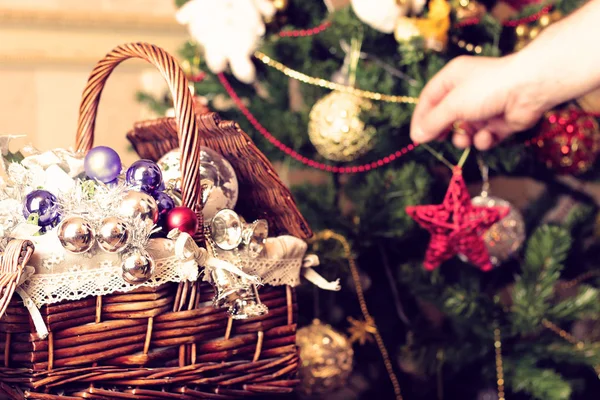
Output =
[
  {"x1": 165, "y1": 206, "x2": 199, "y2": 236},
  {"x1": 406, "y1": 168, "x2": 509, "y2": 272},
  {"x1": 533, "y1": 105, "x2": 600, "y2": 174}
]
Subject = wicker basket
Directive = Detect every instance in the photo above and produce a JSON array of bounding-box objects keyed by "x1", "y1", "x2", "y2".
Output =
[{"x1": 0, "y1": 43, "x2": 311, "y2": 399}]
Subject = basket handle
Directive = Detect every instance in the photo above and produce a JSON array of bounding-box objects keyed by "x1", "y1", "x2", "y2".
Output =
[{"x1": 75, "y1": 43, "x2": 201, "y2": 216}]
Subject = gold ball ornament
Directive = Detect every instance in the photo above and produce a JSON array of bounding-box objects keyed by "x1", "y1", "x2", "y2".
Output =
[
  {"x1": 538, "y1": 14, "x2": 551, "y2": 28},
  {"x1": 122, "y1": 248, "x2": 155, "y2": 284},
  {"x1": 455, "y1": 0, "x2": 486, "y2": 22},
  {"x1": 308, "y1": 92, "x2": 376, "y2": 162},
  {"x1": 471, "y1": 196, "x2": 525, "y2": 266},
  {"x1": 57, "y1": 217, "x2": 95, "y2": 254},
  {"x1": 515, "y1": 24, "x2": 529, "y2": 38},
  {"x1": 97, "y1": 217, "x2": 131, "y2": 253},
  {"x1": 296, "y1": 319, "x2": 354, "y2": 397},
  {"x1": 272, "y1": 0, "x2": 288, "y2": 11},
  {"x1": 119, "y1": 191, "x2": 159, "y2": 229}
]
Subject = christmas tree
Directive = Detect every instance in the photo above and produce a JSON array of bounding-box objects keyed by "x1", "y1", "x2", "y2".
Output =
[{"x1": 140, "y1": 0, "x2": 600, "y2": 398}]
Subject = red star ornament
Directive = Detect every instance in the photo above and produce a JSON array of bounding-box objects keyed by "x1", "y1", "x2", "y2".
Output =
[{"x1": 406, "y1": 167, "x2": 509, "y2": 271}]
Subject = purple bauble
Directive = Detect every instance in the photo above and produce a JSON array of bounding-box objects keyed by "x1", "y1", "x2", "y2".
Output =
[
  {"x1": 152, "y1": 191, "x2": 175, "y2": 222},
  {"x1": 84, "y1": 146, "x2": 122, "y2": 183},
  {"x1": 23, "y1": 189, "x2": 60, "y2": 227},
  {"x1": 126, "y1": 159, "x2": 163, "y2": 191}
]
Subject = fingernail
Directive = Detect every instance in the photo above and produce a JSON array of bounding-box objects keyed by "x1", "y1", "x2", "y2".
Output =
[{"x1": 410, "y1": 127, "x2": 423, "y2": 144}]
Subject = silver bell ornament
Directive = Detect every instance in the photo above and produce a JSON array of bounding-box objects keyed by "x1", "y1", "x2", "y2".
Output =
[
  {"x1": 210, "y1": 209, "x2": 269, "y2": 257},
  {"x1": 119, "y1": 191, "x2": 159, "y2": 229},
  {"x1": 228, "y1": 285, "x2": 268, "y2": 320},
  {"x1": 210, "y1": 209, "x2": 244, "y2": 251},
  {"x1": 97, "y1": 217, "x2": 131, "y2": 253},
  {"x1": 240, "y1": 219, "x2": 268, "y2": 258},
  {"x1": 121, "y1": 247, "x2": 155, "y2": 284},
  {"x1": 57, "y1": 216, "x2": 95, "y2": 254},
  {"x1": 211, "y1": 268, "x2": 246, "y2": 308}
]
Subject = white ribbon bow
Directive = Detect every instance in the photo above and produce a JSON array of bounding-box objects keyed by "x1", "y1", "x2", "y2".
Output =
[
  {"x1": 168, "y1": 229, "x2": 261, "y2": 285},
  {"x1": 301, "y1": 254, "x2": 341, "y2": 291},
  {"x1": 15, "y1": 266, "x2": 49, "y2": 339}
]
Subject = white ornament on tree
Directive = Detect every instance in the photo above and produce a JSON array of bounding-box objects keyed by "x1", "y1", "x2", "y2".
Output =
[
  {"x1": 176, "y1": 0, "x2": 276, "y2": 84},
  {"x1": 351, "y1": 0, "x2": 426, "y2": 34},
  {"x1": 351, "y1": 0, "x2": 402, "y2": 33}
]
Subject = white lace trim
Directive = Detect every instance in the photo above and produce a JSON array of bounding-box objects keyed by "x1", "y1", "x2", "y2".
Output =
[
  {"x1": 20, "y1": 256, "x2": 198, "y2": 308},
  {"x1": 244, "y1": 258, "x2": 302, "y2": 287}
]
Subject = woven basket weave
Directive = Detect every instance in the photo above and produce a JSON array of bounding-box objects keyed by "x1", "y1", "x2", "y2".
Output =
[{"x1": 0, "y1": 43, "x2": 310, "y2": 399}]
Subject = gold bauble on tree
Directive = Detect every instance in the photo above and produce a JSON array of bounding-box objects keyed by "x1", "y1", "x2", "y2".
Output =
[
  {"x1": 272, "y1": 0, "x2": 288, "y2": 11},
  {"x1": 296, "y1": 319, "x2": 354, "y2": 397},
  {"x1": 308, "y1": 91, "x2": 376, "y2": 162},
  {"x1": 454, "y1": 0, "x2": 486, "y2": 22}
]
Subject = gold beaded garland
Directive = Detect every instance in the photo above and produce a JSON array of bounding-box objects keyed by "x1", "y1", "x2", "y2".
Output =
[{"x1": 514, "y1": 10, "x2": 562, "y2": 51}]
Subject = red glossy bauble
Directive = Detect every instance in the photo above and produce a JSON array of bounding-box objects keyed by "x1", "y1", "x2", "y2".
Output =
[
  {"x1": 165, "y1": 206, "x2": 199, "y2": 236},
  {"x1": 533, "y1": 105, "x2": 600, "y2": 175}
]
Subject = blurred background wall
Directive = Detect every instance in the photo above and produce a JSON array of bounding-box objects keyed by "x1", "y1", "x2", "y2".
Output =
[{"x1": 0, "y1": 0, "x2": 186, "y2": 165}]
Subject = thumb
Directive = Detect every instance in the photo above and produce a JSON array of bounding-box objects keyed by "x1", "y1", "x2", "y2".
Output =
[
  {"x1": 410, "y1": 57, "x2": 469, "y2": 143},
  {"x1": 415, "y1": 89, "x2": 464, "y2": 143}
]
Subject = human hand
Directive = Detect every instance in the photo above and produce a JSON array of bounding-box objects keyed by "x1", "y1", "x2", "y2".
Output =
[{"x1": 410, "y1": 55, "x2": 551, "y2": 150}]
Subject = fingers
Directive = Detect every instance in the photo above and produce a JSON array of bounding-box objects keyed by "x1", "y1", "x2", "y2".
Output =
[
  {"x1": 473, "y1": 129, "x2": 496, "y2": 150},
  {"x1": 453, "y1": 118, "x2": 516, "y2": 151},
  {"x1": 410, "y1": 58, "x2": 468, "y2": 143}
]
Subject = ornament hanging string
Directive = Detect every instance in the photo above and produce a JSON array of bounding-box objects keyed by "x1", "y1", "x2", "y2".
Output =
[
  {"x1": 310, "y1": 230, "x2": 404, "y2": 400},
  {"x1": 218, "y1": 72, "x2": 418, "y2": 173}
]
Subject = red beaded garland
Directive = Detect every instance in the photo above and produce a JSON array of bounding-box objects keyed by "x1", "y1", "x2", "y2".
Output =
[
  {"x1": 278, "y1": 21, "x2": 331, "y2": 37},
  {"x1": 217, "y1": 72, "x2": 418, "y2": 174},
  {"x1": 455, "y1": 4, "x2": 552, "y2": 28},
  {"x1": 165, "y1": 206, "x2": 199, "y2": 236}
]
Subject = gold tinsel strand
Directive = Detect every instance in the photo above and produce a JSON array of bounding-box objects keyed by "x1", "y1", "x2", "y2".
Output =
[
  {"x1": 310, "y1": 230, "x2": 404, "y2": 400},
  {"x1": 542, "y1": 318, "x2": 600, "y2": 378},
  {"x1": 254, "y1": 51, "x2": 419, "y2": 104}
]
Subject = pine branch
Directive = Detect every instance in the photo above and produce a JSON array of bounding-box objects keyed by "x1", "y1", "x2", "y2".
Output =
[
  {"x1": 548, "y1": 284, "x2": 600, "y2": 321},
  {"x1": 510, "y1": 225, "x2": 572, "y2": 333},
  {"x1": 507, "y1": 358, "x2": 572, "y2": 400}
]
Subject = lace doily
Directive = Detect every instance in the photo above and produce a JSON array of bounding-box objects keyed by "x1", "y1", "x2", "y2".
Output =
[
  {"x1": 21, "y1": 256, "x2": 198, "y2": 308},
  {"x1": 243, "y1": 258, "x2": 302, "y2": 287}
]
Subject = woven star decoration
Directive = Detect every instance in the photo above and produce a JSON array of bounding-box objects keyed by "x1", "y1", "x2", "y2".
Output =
[{"x1": 406, "y1": 167, "x2": 509, "y2": 271}]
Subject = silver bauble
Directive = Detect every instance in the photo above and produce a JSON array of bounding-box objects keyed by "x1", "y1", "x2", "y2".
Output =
[
  {"x1": 121, "y1": 248, "x2": 155, "y2": 284},
  {"x1": 119, "y1": 191, "x2": 159, "y2": 229},
  {"x1": 157, "y1": 147, "x2": 239, "y2": 221},
  {"x1": 97, "y1": 217, "x2": 130, "y2": 253},
  {"x1": 57, "y1": 216, "x2": 95, "y2": 254},
  {"x1": 472, "y1": 195, "x2": 525, "y2": 266}
]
